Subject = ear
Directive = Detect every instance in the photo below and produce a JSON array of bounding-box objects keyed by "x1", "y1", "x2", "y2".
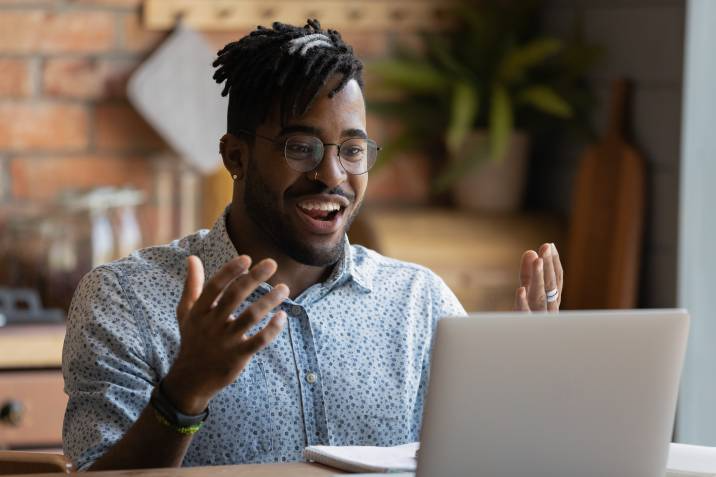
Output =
[{"x1": 220, "y1": 133, "x2": 248, "y2": 180}]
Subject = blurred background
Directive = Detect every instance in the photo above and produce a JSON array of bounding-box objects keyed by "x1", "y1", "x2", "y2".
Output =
[{"x1": 3, "y1": 0, "x2": 714, "y2": 454}]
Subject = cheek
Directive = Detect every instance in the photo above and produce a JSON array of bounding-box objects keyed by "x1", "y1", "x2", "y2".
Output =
[
  {"x1": 251, "y1": 151, "x2": 301, "y2": 198},
  {"x1": 350, "y1": 175, "x2": 368, "y2": 203}
]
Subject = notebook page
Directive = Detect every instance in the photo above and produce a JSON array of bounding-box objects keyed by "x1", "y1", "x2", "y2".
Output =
[{"x1": 303, "y1": 442, "x2": 419, "y2": 473}]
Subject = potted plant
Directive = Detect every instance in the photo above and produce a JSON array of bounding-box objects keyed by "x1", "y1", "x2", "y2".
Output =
[{"x1": 369, "y1": 0, "x2": 601, "y2": 211}]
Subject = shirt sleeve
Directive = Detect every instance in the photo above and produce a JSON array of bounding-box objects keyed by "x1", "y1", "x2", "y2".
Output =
[
  {"x1": 411, "y1": 270, "x2": 467, "y2": 436},
  {"x1": 62, "y1": 266, "x2": 156, "y2": 470},
  {"x1": 430, "y1": 272, "x2": 468, "y2": 319}
]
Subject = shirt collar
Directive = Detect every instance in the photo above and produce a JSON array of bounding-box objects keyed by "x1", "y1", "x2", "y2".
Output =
[
  {"x1": 199, "y1": 208, "x2": 373, "y2": 293},
  {"x1": 200, "y1": 208, "x2": 241, "y2": 283}
]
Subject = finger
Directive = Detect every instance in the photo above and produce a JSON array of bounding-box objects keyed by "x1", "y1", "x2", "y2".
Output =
[
  {"x1": 551, "y1": 243, "x2": 564, "y2": 301},
  {"x1": 520, "y1": 250, "x2": 539, "y2": 288},
  {"x1": 211, "y1": 258, "x2": 278, "y2": 321},
  {"x1": 231, "y1": 283, "x2": 289, "y2": 337},
  {"x1": 177, "y1": 256, "x2": 205, "y2": 324},
  {"x1": 242, "y1": 311, "x2": 287, "y2": 355},
  {"x1": 527, "y1": 257, "x2": 547, "y2": 311},
  {"x1": 513, "y1": 287, "x2": 530, "y2": 312},
  {"x1": 539, "y1": 244, "x2": 559, "y2": 312},
  {"x1": 191, "y1": 255, "x2": 251, "y2": 315}
]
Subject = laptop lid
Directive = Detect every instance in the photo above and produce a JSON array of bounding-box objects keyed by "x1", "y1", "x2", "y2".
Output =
[{"x1": 417, "y1": 309, "x2": 689, "y2": 477}]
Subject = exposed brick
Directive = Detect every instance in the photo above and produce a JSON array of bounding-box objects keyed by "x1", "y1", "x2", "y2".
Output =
[
  {"x1": 95, "y1": 102, "x2": 166, "y2": 152},
  {"x1": 43, "y1": 58, "x2": 137, "y2": 100},
  {"x1": 10, "y1": 154, "x2": 153, "y2": 200},
  {"x1": 0, "y1": 102, "x2": 88, "y2": 152},
  {"x1": 120, "y1": 12, "x2": 165, "y2": 52},
  {"x1": 0, "y1": 59, "x2": 32, "y2": 98},
  {"x1": 0, "y1": 10, "x2": 115, "y2": 54}
]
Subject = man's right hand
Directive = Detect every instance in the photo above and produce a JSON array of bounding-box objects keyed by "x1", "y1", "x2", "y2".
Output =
[{"x1": 162, "y1": 255, "x2": 289, "y2": 415}]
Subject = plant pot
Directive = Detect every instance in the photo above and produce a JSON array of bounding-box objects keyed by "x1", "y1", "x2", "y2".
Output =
[{"x1": 451, "y1": 130, "x2": 530, "y2": 213}]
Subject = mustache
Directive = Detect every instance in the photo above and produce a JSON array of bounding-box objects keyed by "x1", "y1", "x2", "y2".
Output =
[{"x1": 285, "y1": 185, "x2": 355, "y2": 203}]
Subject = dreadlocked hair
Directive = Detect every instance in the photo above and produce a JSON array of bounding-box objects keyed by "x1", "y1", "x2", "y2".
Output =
[{"x1": 212, "y1": 18, "x2": 364, "y2": 137}]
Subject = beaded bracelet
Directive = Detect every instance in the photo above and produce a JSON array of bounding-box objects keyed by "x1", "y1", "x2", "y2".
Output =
[{"x1": 153, "y1": 410, "x2": 204, "y2": 435}]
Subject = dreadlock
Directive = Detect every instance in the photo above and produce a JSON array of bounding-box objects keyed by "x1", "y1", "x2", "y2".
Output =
[{"x1": 212, "y1": 19, "x2": 364, "y2": 137}]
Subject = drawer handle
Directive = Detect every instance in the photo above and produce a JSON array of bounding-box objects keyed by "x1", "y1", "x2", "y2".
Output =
[{"x1": 0, "y1": 400, "x2": 24, "y2": 426}]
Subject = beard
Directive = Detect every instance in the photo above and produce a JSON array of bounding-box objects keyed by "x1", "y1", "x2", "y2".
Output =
[{"x1": 243, "y1": 156, "x2": 361, "y2": 267}]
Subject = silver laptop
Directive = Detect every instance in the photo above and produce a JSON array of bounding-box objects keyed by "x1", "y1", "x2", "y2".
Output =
[{"x1": 417, "y1": 309, "x2": 689, "y2": 477}]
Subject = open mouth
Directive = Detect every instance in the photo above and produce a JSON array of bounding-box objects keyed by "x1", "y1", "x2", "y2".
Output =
[{"x1": 295, "y1": 198, "x2": 347, "y2": 234}]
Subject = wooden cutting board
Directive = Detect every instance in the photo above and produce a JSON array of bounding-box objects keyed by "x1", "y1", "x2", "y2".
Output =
[{"x1": 563, "y1": 79, "x2": 646, "y2": 309}]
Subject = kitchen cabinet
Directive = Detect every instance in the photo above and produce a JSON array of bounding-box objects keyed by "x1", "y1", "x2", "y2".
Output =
[{"x1": 0, "y1": 325, "x2": 65, "y2": 450}]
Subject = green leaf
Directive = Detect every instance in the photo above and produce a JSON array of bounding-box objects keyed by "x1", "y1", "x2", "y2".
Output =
[
  {"x1": 498, "y1": 38, "x2": 563, "y2": 82},
  {"x1": 489, "y1": 84, "x2": 513, "y2": 163},
  {"x1": 446, "y1": 82, "x2": 479, "y2": 156},
  {"x1": 369, "y1": 60, "x2": 450, "y2": 94},
  {"x1": 517, "y1": 86, "x2": 573, "y2": 118},
  {"x1": 426, "y1": 35, "x2": 472, "y2": 80}
]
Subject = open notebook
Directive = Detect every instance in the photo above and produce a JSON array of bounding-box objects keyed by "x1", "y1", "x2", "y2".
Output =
[
  {"x1": 303, "y1": 442, "x2": 418, "y2": 473},
  {"x1": 304, "y1": 442, "x2": 716, "y2": 476}
]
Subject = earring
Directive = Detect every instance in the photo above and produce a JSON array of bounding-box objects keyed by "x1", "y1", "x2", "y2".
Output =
[
  {"x1": 232, "y1": 174, "x2": 238, "y2": 180},
  {"x1": 314, "y1": 171, "x2": 319, "y2": 181}
]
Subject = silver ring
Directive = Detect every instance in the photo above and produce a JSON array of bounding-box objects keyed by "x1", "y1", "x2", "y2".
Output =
[{"x1": 546, "y1": 288, "x2": 559, "y2": 303}]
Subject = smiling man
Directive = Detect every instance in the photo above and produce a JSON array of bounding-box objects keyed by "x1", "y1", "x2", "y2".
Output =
[{"x1": 62, "y1": 19, "x2": 563, "y2": 471}]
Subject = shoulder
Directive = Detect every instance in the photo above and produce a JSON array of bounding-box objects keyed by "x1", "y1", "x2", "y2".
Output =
[
  {"x1": 83, "y1": 228, "x2": 209, "y2": 285},
  {"x1": 350, "y1": 244, "x2": 453, "y2": 291}
]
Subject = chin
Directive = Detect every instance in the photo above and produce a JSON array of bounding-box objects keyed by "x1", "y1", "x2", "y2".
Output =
[{"x1": 285, "y1": 233, "x2": 346, "y2": 267}]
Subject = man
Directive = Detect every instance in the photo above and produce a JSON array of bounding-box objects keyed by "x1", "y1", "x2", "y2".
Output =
[{"x1": 62, "y1": 19, "x2": 563, "y2": 470}]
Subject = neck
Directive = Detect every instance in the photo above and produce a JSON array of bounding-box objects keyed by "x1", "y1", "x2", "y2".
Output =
[{"x1": 225, "y1": 201, "x2": 332, "y2": 299}]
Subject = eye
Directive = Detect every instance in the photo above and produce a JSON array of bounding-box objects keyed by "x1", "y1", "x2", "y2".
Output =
[
  {"x1": 286, "y1": 140, "x2": 318, "y2": 159},
  {"x1": 341, "y1": 142, "x2": 366, "y2": 162}
]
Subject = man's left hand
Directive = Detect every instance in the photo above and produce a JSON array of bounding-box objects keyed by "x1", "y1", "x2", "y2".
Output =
[{"x1": 513, "y1": 242, "x2": 563, "y2": 312}]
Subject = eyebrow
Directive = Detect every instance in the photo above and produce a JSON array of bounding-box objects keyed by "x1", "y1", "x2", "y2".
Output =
[{"x1": 278, "y1": 124, "x2": 368, "y2": 139}]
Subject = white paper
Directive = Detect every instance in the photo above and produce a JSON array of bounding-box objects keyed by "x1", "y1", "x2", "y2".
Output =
[
  {"x1": 304, "y1": 442, "x2": 418, "y2": 473},
  {"x1": 667, "y1": 443, "x2": 716, "y2": 476}
]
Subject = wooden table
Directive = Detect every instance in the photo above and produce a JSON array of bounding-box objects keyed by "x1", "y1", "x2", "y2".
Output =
[{"x1": 6, "y1": 463, "x2": 343, "y2": 477}]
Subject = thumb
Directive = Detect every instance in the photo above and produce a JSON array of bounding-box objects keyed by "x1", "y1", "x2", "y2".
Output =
[{"x1": 177, "y1": 255, "x2": 204, "y2": 324}]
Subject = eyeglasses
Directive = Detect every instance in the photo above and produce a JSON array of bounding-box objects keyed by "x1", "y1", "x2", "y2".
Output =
[{"x1": 238, "y1": 129, "x2": 380, "y2": 175}]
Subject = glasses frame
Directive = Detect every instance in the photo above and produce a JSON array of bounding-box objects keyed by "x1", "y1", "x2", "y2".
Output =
[{"x1": 237, "y1": 129, "x2": 380, "y2": 176}]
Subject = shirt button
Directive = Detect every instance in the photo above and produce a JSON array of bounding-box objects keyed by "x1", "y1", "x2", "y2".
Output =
[
  {"x1": 289, "y1": 305, "x2": 302, "y2": 315},
  {"x1": 306, "y1": 372, "x2": 317, "y2": 384}
]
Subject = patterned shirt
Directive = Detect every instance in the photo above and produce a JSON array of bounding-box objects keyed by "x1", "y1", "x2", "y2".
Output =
[{"x1": 62, "y1": 210, "x2": 466, "y2": 469}]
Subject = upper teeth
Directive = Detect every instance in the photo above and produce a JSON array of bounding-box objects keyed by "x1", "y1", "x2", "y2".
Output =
[{"x1": 299, "y1": 201, "x2": 341, "y2": 212}]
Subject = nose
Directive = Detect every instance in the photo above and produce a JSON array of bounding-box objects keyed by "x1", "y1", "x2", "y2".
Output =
[{"x1": 313, "y1": 144, "x2": 348, "y2": 188}]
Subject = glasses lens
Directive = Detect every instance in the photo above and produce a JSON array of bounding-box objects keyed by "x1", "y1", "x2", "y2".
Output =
[
  {"x1": 285, "y1": 135, "x2": 322, "y2": 172},
  {"x1": 339, "y1": 138, "x2": 378, "y2": 174}
]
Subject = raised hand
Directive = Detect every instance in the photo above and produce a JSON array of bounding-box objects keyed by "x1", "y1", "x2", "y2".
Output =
[
  {"x1": 513, "y1": 243, "x2": 563, "y2": 313},
  {"x1": 163, "y1": 255, "x2": 289, "y2": 414}
]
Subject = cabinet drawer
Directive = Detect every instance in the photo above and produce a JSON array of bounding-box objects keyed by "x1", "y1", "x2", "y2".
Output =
[{"x1": 0, "y1": 371, "x2": 66, "y2": 448}]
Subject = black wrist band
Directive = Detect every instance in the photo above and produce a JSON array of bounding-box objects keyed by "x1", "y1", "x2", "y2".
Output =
[{"x1": 150, "y1": 379, "x2": 210, "y2": 428}]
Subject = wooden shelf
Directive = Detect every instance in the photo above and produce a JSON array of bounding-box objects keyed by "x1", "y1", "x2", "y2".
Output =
[
  {"x1": 0, "y1": 325, "x2": 65, "y2": 369},
  {"x1": 143, "y1": 0, "x2": 453, "y2": 31}
]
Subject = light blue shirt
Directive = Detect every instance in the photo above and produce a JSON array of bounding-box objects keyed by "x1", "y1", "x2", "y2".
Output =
[{"x1": 62, "y1": 210, "x2": 466, "y2": 469}]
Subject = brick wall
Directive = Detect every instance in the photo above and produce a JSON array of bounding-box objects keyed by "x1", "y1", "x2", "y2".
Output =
[
  {"x1": 0, "y1": 1, "x2": 430, "y2": 231},
  {"x1": 0, "y1": 0, "x2": 166, "y2": 217}
]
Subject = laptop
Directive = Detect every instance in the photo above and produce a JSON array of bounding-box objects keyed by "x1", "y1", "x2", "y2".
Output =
[{"x1": 416, "y1": 309, "x2": 689, "y2": 477}]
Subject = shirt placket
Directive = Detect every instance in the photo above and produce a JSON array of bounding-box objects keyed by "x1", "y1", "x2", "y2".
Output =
[{"x1": 284, "y1": 302, "x2": 328, "y2": 446}]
